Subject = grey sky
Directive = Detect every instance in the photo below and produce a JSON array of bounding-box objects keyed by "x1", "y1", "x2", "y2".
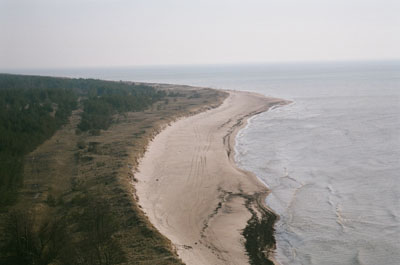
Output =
[{"x1": 1, "y1": 0, "x2": 399, "y2": 69}]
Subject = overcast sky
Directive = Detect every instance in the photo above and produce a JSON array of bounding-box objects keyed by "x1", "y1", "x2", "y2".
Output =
[{"x1": 1, "y1": 0, "x2": 399, "y2": 69}]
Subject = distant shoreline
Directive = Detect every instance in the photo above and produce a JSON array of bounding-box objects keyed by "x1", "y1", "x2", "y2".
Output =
[{"x1": 136, "y1": 90, "x2": 289, "y2": 264}]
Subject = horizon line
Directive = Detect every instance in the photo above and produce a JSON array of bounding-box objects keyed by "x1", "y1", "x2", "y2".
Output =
[{"x1": 1, "y1": 58, "x2": 400, "y2": 72}]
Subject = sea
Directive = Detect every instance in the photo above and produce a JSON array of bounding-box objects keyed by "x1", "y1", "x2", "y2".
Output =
[{"x1": 7, "y1": 61, "x2": 400, "y2": 265}]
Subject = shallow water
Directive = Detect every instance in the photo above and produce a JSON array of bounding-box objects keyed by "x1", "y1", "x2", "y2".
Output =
[
  {"x1": 232, "y1": 63, "x2": 400, "y2": 265},
  {"x1": 9, "y1": 61, "x2": 400, "y2": 264},
  {"x1": 236, "y1": 95, "x2": 400, "y2": 265}
]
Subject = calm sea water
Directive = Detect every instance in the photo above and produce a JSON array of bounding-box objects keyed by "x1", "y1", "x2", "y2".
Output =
[{"x1": 8, "y1": 61, "x2": 400, "y2": 265}]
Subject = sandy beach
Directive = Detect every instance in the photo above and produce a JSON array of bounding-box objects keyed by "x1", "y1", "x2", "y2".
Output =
[{"x1": 136, "y1": 90, "x2": 288, "y2": 265}]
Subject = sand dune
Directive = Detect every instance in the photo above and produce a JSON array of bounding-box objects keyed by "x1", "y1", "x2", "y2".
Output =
[{"x1": 136, "y1": 90, "x2": 287, "y2": 265}]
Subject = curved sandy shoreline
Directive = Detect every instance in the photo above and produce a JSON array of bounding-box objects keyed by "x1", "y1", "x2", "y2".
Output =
[{"x1": 135, "y1": 90, "x2": 288, "y2": 265}]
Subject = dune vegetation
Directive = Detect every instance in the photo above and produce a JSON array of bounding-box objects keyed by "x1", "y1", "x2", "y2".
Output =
[{"x1": 0, "y1": 74, "x2": 227, "y2": 265}]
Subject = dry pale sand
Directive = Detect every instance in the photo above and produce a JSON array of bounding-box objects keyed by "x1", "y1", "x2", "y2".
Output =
[{"x1": 136, "y1": 90, "x2": 288, "y2": 265}]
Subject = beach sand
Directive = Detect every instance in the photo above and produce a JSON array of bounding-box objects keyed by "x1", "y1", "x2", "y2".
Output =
[{"x1": 136, "y1": 90, "x2": 287, "y2": 265}]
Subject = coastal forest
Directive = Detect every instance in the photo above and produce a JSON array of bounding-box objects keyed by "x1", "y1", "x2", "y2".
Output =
[
  {"x1": 0, "y1": 73, "x2": 224, "y2": 265},
  {"x1": 0, "y1": 74, "x2": 173, "y2": 265},
  {"x1": 0, "y1": 74, "x2": 165, "y2": 206}
]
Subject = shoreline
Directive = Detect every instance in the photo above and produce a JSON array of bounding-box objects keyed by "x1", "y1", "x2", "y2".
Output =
[{"x1": 135, "y1": 90, "x2": 289, "y2": 264}]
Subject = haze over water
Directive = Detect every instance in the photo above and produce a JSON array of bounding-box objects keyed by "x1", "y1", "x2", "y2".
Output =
[{"x1": 10, "y1": 61, "x2": 400, "y2": 264}]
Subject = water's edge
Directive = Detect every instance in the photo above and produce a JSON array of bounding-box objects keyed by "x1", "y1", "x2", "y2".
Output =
[{"x1": 228, "y1": 102, "x2": 290, "y2": 265}]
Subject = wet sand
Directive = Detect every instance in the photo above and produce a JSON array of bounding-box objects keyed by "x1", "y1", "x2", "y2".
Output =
[{"x1": 136, "y1": 90, "x2": 288, "y2": 265}]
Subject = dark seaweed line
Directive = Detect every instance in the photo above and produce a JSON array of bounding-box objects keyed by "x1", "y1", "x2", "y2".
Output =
[
  {"x1": 222, "y1": 103, "x2": 279, "y2": 265},
  {"x1": 243, "y1": 192, "x2": 277, "y2": 265}
]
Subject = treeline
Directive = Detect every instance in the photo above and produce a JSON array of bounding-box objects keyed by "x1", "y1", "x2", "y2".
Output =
[
  {"x1": 0, "y1": 74, "x2": 164, "y2": 206},
  {"x1": 0, "y1": 75, "x2": 78, "y2": 205},
  {"x1": 77, "y1": 82, "x2": 166, "y2": 133}
]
